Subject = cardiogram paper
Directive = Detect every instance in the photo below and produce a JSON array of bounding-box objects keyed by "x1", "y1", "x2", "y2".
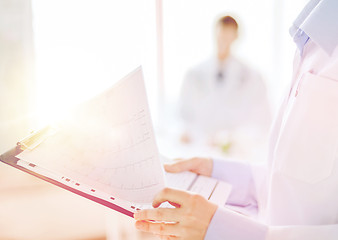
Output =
[{"x1": 17, "y1": 67, "x2": 165, "y2": 203}]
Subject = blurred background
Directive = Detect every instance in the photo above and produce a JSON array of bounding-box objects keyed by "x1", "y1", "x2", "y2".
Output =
[{"x1": 0, "y1": 0, "x2": 307, "y2": 239}]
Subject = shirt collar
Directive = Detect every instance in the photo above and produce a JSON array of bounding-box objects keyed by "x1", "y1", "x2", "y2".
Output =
[{"x1": 290, "y1": 0, "x2": 338, "y2": 55}]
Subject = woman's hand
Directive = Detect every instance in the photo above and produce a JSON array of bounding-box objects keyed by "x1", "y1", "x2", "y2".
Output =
[
  {"x1": 164, "y1": 157, "x2": 213, "y2": 177},
  {"x1": 134, "y1": 188, "x2": 217, "y2": 240}
]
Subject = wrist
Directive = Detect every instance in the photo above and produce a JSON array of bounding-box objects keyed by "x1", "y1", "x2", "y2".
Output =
[{"x1": 202, "y1": 201, "x2": 218, "y2": 238}]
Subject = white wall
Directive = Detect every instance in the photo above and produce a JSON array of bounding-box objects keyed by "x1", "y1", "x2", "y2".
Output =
[{"x1": 0, "y1": 0, "x2": 35, "y2": 153}]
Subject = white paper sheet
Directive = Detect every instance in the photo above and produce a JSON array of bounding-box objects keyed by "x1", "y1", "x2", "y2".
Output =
[{"x1": 17, "y1": 67, "x2": 165, "y2": 203}]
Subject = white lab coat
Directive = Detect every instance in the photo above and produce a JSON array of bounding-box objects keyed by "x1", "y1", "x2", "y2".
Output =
[
  {"x1": 205, "y1": 39, "x2": 338, "y2": 240},
  {"x1": 262, "y1": 39, "x2": 338, "y2": 238},
  {"x1": 179, "y1": 56, "x2": 271, "y2": 139}
]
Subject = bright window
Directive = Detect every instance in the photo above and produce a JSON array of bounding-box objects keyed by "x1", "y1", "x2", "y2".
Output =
[{"x1": 32, "y1": 0, "x2": 158, "y2": 126}]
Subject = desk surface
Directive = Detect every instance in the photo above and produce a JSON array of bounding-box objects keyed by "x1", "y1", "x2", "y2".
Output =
[{"x1": 0, "y1": 162, "x2": 108, "y2": 240}]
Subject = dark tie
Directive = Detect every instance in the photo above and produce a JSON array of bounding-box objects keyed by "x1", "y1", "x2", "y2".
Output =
[{"x1": 217, "y1": 71, "x2": 224, "y2": 83}]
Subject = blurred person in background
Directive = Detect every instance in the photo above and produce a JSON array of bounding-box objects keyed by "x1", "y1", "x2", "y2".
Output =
[{"x1": 179, "y1": 15, "x2": 271, "y2": 155}]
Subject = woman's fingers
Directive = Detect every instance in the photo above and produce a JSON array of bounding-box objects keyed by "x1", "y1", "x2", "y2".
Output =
[
  {"x1": 134, "y1": 207, "x2": 182, "y2": 222},
  {"x1": 164, "y1": 157, "x2": 213, "y2": 176},
  {"x1": 135, "y1": 220, "x2": 180, "y2": 237},
  {"x1": 152, "y1": 188, "x2": 191, "y2": 208},
  {"x1": 164, "y1": 158, "x2": 198, "y2": 173}
]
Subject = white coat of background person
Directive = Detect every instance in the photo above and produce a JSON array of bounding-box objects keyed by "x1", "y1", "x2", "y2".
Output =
[
  {"x1": 179, "y1": 15, "x2": 271, "y2": 151},
  {"x1": 134, "y1": 0, "x2": 338, "y2": 239}
]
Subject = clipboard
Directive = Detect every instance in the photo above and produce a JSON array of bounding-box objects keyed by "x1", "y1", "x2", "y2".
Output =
[
  {"x1": 0, "y1": 127, "x2": 135, "y2": 218},
  {"x1": 0, "y1": 126, "x2": 233, "y2": 220},
  {"x1": 0, "y1": 67, "x2": 169, "y2": 219}
]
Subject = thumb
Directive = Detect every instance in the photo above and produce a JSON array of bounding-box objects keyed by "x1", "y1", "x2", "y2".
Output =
[{"x1": 164, "y1": 158, "x2": 196, "y2": 173}]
